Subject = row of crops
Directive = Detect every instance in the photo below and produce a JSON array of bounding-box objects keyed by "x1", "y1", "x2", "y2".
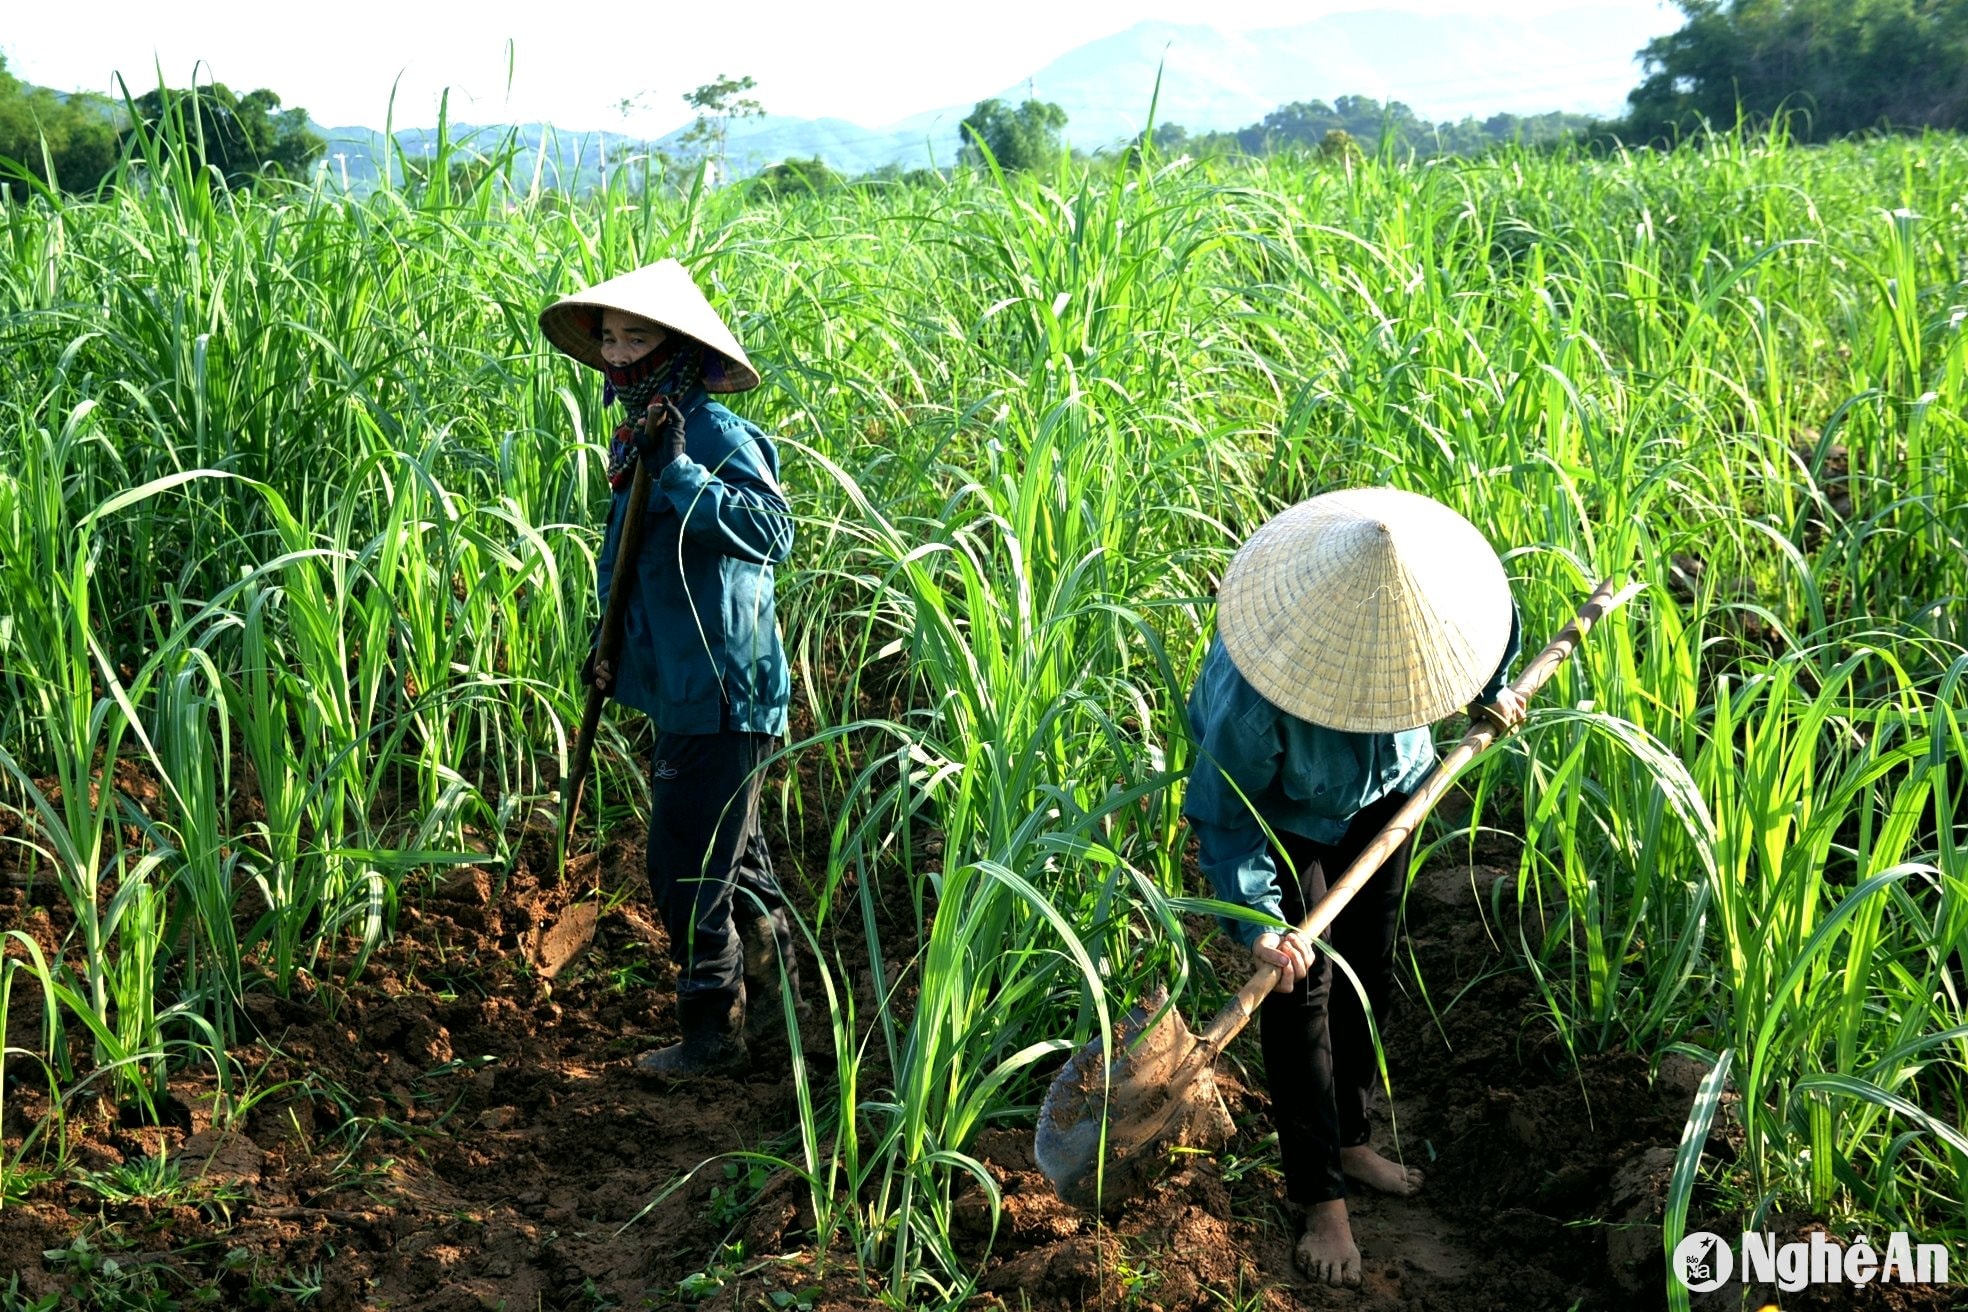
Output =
[{"x1": 2, "y1": 121, "x2": 1964, "y2": 1298}]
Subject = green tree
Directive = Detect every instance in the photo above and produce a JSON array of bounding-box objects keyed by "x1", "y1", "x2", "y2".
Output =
[
  {"x1": 125, "y1": 82, "x2": 323, "y2": 186},
  {"x1": 752, "y1": 154, "x2": 841, "y2": 197},
  {"x1": 0, "y1": 55, "x2": 120, "y2": 194},
  {"x1": 1624, "y1": 0, "x2": 1968, "y2": 142},
  {"x1": 1231, "y1": 97, "x2": 1428, "y2": 155},
  {"x1": 861, "y1": 162, "x2": 946, "y2": 186},
  {"x1": 680, "y1": 73, "x2": 765, "y2": 180},
  {"x1": 958, "y1": 98, "x2": 1069, "y2": 172},
  {"x1": 1241, "y1": 99, "x2": 1340, "y2": 152},
  {"x1": 1120, "y1": 121, "x2": 1199, "y2": 166},
  {"x1": 1319, "y1": 128, "x2": 1363, "y2": 161}
]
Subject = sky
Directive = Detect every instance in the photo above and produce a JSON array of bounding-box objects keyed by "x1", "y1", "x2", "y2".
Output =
[{"x1": 2, "y1": 0, "x2": 1682, "y2": 135}]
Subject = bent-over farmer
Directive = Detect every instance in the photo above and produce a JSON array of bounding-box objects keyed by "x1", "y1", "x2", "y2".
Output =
[{"x1": 1182, "y1": 486, "x2": 1524, "y2": 1286}]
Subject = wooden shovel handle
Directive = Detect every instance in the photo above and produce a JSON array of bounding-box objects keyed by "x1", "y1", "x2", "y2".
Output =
[
  {"x1": 559, "y1": 446, "x2": 659, "y2": 854},
  {"x1": 1192, "y1": 577, "x2": 1642, "y2": 1056}
]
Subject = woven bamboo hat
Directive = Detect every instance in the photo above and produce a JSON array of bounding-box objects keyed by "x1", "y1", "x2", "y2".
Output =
[
  {"x1": 1216, "y1": 487, "x2": 1512, "y2": 733},
  {"x1": 539, "y1": 259, "x2": 760, "y2": 393}
]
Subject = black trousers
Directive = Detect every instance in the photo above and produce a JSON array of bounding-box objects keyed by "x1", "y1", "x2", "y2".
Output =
[
  {"x1": 646, "y1": 728, "x2": 793, "y2": 1024},
  {"x1": 1259, "y1": 787, "x2": 1413, "y2": 1205}
]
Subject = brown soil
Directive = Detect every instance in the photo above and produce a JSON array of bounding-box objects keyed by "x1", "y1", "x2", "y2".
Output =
[{"x1": 3, "y1": 808, "x2": 1959, "y2": 1311}]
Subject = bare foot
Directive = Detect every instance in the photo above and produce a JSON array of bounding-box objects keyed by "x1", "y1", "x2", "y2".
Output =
[
  {"x1": 1341, "y1": 1143, "x2": 1423, "y2": 1196},
  {"x1": 1295, "y1": 1199, "x2": 1362, "y2": 1287}
]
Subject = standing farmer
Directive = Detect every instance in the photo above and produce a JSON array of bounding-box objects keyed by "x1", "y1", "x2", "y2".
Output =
[
  {"x1": 1182, "y1": 487, "x2": 1523, "y2": 1285},
  {"x1": 540, "y1": 259, "x2": 799, "y2": 1080}
]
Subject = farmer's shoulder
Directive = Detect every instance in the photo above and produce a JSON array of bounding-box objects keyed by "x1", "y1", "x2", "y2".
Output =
[
  {"x1": 685, "y1": 398, "x2": 771, "y2": 443},
  {"x1": 685, "y1": 398, "x2": 780, "y2": 473},
  {"x1": 1190, "y1": 637, "x2": 1280, "y2": 739}
]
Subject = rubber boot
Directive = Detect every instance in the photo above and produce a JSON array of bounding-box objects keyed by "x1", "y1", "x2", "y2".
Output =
[
  {"x1": 737, "y1": 910, "x2": 808, "y2": 1046},
  {"x1": 635, "y1": 990, "x2": 748, "y2": 1082}
]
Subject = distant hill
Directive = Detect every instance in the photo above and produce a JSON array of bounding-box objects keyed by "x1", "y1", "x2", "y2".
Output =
[
  {"x1": 315, "y1": 124, "x2": 624, "y2": 192},
  {"x1": 935, "y1": 8, "x2": 1670, "y2": 149},
  {"x1": 303, "y1": 6, "x2": 1672, "y2": 188}
]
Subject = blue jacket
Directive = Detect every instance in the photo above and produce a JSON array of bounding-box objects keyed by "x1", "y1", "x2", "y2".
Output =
[
  {"x1": 595, "y1": 391, "x2": 793, "y2": 736},
  {"x1": 1182, "y1": 606, "x2": 1521, "y2": 946}
]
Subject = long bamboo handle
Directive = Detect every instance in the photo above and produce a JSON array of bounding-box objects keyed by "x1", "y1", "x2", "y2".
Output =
[
  {"x1": 558, "y1": 446, "x2": 659, "y2": 854},
  {"x1": 1191, "y1": 577, "x2": 1643, "y2": 1055}
]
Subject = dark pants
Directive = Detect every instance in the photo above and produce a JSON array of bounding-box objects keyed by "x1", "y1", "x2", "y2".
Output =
[
  {"x1": 646, "y1": 728, "x2": 793, "y2": 1027},
  {"x1": 1259, "y1": 787, "x2": 1413, "y2": 1205}
]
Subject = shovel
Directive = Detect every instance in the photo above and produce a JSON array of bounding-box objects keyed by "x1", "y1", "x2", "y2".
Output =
[
  {"x1": 531, "y1": 416, "x2": 664, "y2": 972},
  {"x1": 558, "y1": 454, "x2": 653, "y2": 859},
  {"x1": 1035, "y1": 578, "x2": 1642, "y2": 1209}
]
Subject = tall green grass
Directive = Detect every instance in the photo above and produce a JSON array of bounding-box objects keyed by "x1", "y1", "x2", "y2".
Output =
[{"x1": 1, "y1": 110, "x2": 1964, "y2": 1301}]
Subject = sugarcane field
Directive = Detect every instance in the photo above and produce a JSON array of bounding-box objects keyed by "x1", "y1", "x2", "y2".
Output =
[{"x1": 2, "y1": 11, "x2": 1967, "y2": 1309}]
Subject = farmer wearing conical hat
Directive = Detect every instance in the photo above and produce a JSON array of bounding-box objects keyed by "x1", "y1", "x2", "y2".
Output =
[
  {"x1": 1182, "y1": 487, "x2": 1524, "y2": 1286},
  {"x1": 540, "y1": 259, "x2": 800, "y2": 1081}
]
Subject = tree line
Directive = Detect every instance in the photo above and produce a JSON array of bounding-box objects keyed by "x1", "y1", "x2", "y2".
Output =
[
  {"x1": 1123, "y1": 98, "x2": 1600, "y2": 167},
  {"x1": 0, "y1": 56, "x2": 323, "y2": 195},
  {"x1": 743, "y1": 95, "x2": 1597, "y2": 198}
]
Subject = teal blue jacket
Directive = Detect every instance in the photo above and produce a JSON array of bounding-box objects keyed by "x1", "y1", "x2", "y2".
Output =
[
  {"x1": 1183, "y1": 607, "x2": 1520, "y2": 947},
  {"x1": 595, "y1": 391, "x2": 793, "y2": 736}
]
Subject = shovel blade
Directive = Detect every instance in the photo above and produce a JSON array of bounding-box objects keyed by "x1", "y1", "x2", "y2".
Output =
[
  {"x1": 1034, "y1": 988, "x2": 1234, "y2": 1210},
  {"x1": 525, "y1": 900, "x2": 598, "y2": 980}
]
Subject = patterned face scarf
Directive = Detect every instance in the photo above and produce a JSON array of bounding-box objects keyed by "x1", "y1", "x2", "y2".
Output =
[{"x1": 601, "y1": 336, "x2": 706, "y2": 490}]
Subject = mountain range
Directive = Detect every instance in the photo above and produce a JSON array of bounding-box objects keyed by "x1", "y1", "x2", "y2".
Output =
[{"x1": 315, "y1": 7, "x2": 1674, "y2": 189}]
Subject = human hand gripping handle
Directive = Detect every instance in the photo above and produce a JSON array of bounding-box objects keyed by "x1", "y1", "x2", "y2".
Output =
[
  {"x1": 1253, "y1": 929, "x2": 1318, "y2": 993},
  {"x1": 581, "y1": 647, "x2": 609, "y2": 696},
  {"x1": 644, "y1": 394, "x2": 686, "y2": 470},
  {"x1": 1467, "y1": 686, "x2": 1527, "y2": 735},
  {"x1": 1207, "y1": 580, "x2": 1643, "y2": 1043}
]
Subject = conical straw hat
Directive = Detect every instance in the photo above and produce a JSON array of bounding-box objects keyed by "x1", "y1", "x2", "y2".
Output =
[
  {"x1": 539, "y1": 258, "x2": 760, "y2": 393},
  {"x1": 1216, "y1": 487, "x2": 1512, "y2": 733}
]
